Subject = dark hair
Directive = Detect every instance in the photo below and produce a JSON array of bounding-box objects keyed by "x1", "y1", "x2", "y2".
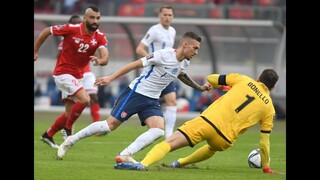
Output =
[
  {"x1": 159, "y1": 5, "x2": 173, "y2": 13},
  {"x1": 183, "y1": 32, "x2": 201, "y2": 42},
  {"x1": 68, "y1": 14, "x2": 81, "y2": 23},
  {"x1": 259, "y1": 69, "x2": 279, "y2": 90},
  {"x1": 87, "y1": 5, "x2": 99, "y2": 12}
]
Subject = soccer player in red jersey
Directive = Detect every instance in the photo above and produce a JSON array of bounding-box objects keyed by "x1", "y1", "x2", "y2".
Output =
[
  {"x1": 34, "y1": 5, "x2": 109, "y2": 148},
  {"x1": 57, "y1": 15, "x2": 103, "y2": 139}
]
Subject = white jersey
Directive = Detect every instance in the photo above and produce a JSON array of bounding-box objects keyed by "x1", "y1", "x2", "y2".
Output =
[
  {"x1": 141, "y1": 23, "x2": 176, "y2": 52},
  {"x1": 129, "y1": 48, "x2": 190, "y2": 99}
]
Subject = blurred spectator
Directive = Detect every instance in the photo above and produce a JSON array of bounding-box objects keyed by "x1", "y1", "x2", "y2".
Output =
[
  {"x1": 274, "y1": 103, "x2": 286, "y2": 120},
  {"x1": 34, "y1": 0, "x2": 55, "y2": 13},
  {"x1": 117, "y1": 2, "x2": 145, "y2": 16},
  {"x1": 35, "y1": 0, "x2": 50, "y2": 9},
  {"x1": 118, "y1": 76, "x2": 130, "y2": 94},
  {"x1": 47, "y1": 76, "x2": 63, "y2": 106},
  {"x1": 61, "y1": 0, "x2": 84, "y2": 14},
  {"x1": 259, "y1": 0, "x2": 273, "y2": 6},
  {"x1": 230, "y1": 0, "x2": 253, "y2": 5},
  {"x1": 34, "y1": 84, "x2": 43, "y2": 99},
  {"x1": 87, "y1": 0, "x2": 101, "y2": 5},
  {"x1": 98, "y1": 85, "x2": 114, "y2": 108},
  {"x1": 114, "y1": 0, "x2": 130, "y2": 15},
  {"x1": 212, "y1": 0, "x2": 225, "y2": 4}
]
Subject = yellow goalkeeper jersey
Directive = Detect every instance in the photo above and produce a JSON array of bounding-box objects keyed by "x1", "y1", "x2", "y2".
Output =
[{"x1": 204, "y1": 73, "x2": 276, "y2": 168}]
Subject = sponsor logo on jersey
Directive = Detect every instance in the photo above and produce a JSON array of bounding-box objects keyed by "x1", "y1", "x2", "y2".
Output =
[
  {"x1": 73, "y1": 37, "x2": 83, "y2": 44},
  {"x1": 121, "y1": 111, "x2": 127, "y2": 118},
  {"x1": 54, "y1": 24, "x2": 66, "y2": 31},
  {"x1": 172, "y1": 68, "x2": 178, "y2": 75},
  {"x1": 90, "y1": 39, "x2": 97, "y2": 46}
]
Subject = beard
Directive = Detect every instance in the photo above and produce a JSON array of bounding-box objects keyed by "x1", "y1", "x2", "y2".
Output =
[{"x1": 86, "y1": 22, "x2": 99, "y2": 31}]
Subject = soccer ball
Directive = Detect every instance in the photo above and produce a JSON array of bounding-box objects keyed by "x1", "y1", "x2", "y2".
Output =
[{"x1": 247, "y1": 149, "x2": 262, "y2": 168}]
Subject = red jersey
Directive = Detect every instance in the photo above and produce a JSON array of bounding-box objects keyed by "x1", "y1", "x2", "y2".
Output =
[
  {"x1": 83, "y1": 63, "x2": 90, "y2": 73},
  {"x1": 51, "y1": 22, "x2": 108, "y2": 78},
  {"x1": 58, "y1": 38, "x2": 91, "y2": 74}
]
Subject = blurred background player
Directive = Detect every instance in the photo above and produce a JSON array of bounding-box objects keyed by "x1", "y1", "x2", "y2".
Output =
[
  {"x1": 135, "y1": 5, "x2": 177, "y2": 139},
  {"x1": 58, "y1": 14, "x2": 102, "y2": 139},
  {"x1": 114, "y1": 69, "x2": 280, "y2": 174},
  {"x1": 34, "y1": 5, "x2": 109, "y2": 148}
]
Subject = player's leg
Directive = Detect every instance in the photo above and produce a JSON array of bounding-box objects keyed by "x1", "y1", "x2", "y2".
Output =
[
  {"x1": 160, "y1": 82, "x2": 178, "y2": 139},
  {"x1": 89, "y1": 93, "x2": 100, "y2": 122},
  {"x1": 58, "y1": 87, "x2": 137, "y2": 159},
  {"x1": 175, "y1": 144, "x2": 216, "y2": 167},
  {"x1": 57, "y1": 115, "x2": 121, "y2": 159},
  {"x1": 88, "y1": 93, "x2": 105, "y2": 137},
  {"x1": 67, "y1": 115, "x2": 121, "y2": 143},
  {"x1": 60, "y1": 100, "x2": 76, "y2": 140},
  {"x1": 116, "y1": 115, "x2": 165, "y2": 163},
  {"x1": 172, "y1": 117, "x2": 231, "y2": 167},
  {"x1": 41, "y1": 114, "x2": 65, "y2": 149},
  {"x1": 114, "y1": 130, "x2": 189, "y2": 170},
  {"x1": 63, "y1": 88, "x2": 90, "y2": 135},
  {"x1": 41, "y1": 74, "x2": 78, "y2": 148},
  {"x1": 51, "y1": 74, "x2": 90, "y2": 136},
  {"x1": 140, "y1": 130, "x2": 189, "y2": 167},
  {"x1": 116, "y1": 93, "x2": 165, "y2": 163},
  {"x1": 41, "y1": 102, "x2": 71, "y2": 148},
  {"x1": 83, "y1": 72, "x2": 101, "y2": 122}
]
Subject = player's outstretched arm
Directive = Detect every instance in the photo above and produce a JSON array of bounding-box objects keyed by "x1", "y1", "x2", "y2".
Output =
[
  {"x1": 178, "y1": 73, "x2": 212, "y2": 91},
  {"x1": 34, "y1": 27, "x2": 52, "y2": 61},
  {"x1": 94, "y1": 59, "x2": 143, "y2": 86}
]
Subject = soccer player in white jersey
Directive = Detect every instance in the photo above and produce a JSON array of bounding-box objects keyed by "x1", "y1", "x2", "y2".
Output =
[
  {"x1": 57, "y1": 32, "x2": 212, "y2": 161},
  {"x1": 136, "y1": 5, "x2": 177, "y2": 140}
]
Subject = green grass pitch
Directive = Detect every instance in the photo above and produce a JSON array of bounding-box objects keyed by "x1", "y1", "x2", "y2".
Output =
[{"x1": 34, "y1": 112, "x2": 286, "y2": 180}]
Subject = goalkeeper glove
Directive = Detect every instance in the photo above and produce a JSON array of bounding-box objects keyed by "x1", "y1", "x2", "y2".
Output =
[{"x1": 262, "y1": 167, "x2": 279, "y2": 174}]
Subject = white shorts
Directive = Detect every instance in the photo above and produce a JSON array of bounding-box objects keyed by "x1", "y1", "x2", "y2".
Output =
[
  {"x1": 83, "y1": 72, "x2": 98, "y2": 94},
  {"x1": 53, "y1": 74, "x2": 83, "y2": 102}
]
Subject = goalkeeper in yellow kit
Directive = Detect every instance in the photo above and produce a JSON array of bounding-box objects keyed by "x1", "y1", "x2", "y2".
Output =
[{"x1": 114, "y1": 68, "x2": 279, "y2": 174}]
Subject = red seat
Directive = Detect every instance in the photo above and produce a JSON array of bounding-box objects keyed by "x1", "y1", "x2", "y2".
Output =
[
  {"x1": 117, "y1": 3, "x2": 145, "y2": 16},
  {"x1": 130, "y1": 0, "x2": 146, "y2": 3},
  {"x1": 259, "y1": 0, "x2": 273, "y2": 6},
  {"x1": 178, "y1": 0, "x2": 206, "y2": 4},
  {"x1": 191, "y1": 0, "x2": 206, "y2": 4},
  {"x1": 177, "y1": 0, "x2": 192, "y2": 3},
  {"x1": 229, "y1": 7, "x2": 253, "y2": 19},
  {"x1": 210, "y1": 8, "x2": 222, "y2": 18},
  {"x1": 134, "y1": 4, "x2": 145, "y2": 16}
]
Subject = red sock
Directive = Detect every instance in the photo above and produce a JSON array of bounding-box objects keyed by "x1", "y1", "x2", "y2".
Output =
[
  {"x1": 65, "y1": 102, "x2": 86, "y2": 130},
  {"x1": 47, "y1": 113, "x2": 68, "y2": 137},
  {"x1": 90, "y1": 103, "x2": 101, "y2": 122}
]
